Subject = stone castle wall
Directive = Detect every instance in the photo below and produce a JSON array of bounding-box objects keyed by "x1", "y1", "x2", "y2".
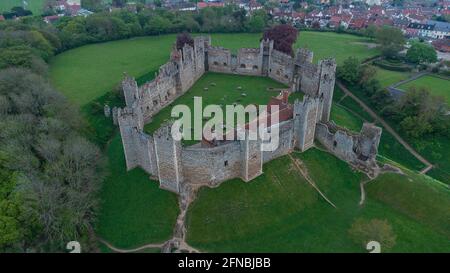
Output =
[
  {"x1": 315, "y1": 122, "x2": 382, "y2": 172},
  {"x1": 117, "y1": 35, "x2": 381, "y2": 194}
]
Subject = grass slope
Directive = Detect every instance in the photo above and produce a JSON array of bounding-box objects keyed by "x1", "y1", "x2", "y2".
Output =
[
  {"x1": 186, "y1": 148, "x2": 450, "y2": 252},
  {"x1": 96, "y1": 134, "x2": 179, "y2": 249},
  {"x1": 50, "y1": 35, "x2": 176, "y2": 106},
  {"x1": 0, "y1": 0, "x2": 44, "y2": 15},
  {"x1": 398, "y1": 75, "x2": 450, "y2": 105},
  {"x1": 374, "y1": 67, "x2": 411, "y2": 88}
]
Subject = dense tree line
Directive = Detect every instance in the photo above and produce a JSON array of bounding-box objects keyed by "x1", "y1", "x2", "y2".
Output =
[
  {"x1": 0, "y1": 68, "x2": 102, "y2": 252},
  {"x1": 53, "y1": 7, "x2": 271, "y2": 50},
  {"x1": 0, "y1": 13, "x2": 103, "y2": 252}
]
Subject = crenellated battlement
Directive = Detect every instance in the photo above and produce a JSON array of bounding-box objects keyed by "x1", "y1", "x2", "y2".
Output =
[{"x1": 117, "y1": 35, "x2": 381, "y2": 194}]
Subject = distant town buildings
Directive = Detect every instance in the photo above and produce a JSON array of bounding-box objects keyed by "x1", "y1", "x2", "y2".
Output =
[{"x1": 2, "y1": 0, "x2": 449, "y2": 52}]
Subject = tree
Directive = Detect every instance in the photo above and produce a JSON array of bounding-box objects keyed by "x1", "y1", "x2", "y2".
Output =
[
  {"x1": 384, "y1": 87, "x2": 449, "y2": 138},
  {"x1": 245, "y1": 13, "x2": 266, "y2": 33},
  {"x1": 10, "y1": 7, "x2": 33, "y2": 17},
  {"x1": 348, "y1": 218, "x2": 396, "y2": 252},
  {"x1": 144, "y1": 15, "x2": 172, "y2": 35},
  {"x1": 176, "y1": 32, "x2": 194, "y2": 51},
  {"x1": 358, "y1": 64, "x2": 377, "y2": 85},
  {"x1": 375, "y1": 26, "x2": 405, "y2": 59},
  {"x1": 81, "y1": 0, "x2": 104, "y2": 11},
  {"x1": 363, "y1": 25, "x2": 378, "y2": 40},
  {"x1": 0, "y1": 152, "x2": 40, "y2": 251},
  {"x1": 262, "y1": 24, "x2": 298, "y2": 56},
  {"x1": 0, "y1": 68, "x2": 102, "y2": 251},
  {"x1": 311, "y1": 20, "x2": 320, "y2": 29},
  {"x1": 406, "y1": 42, "x2": 438, "y2": 64},
  {"x1": 112, "y1": 0, "x2": 127, "y2": 8},
  {"x1": 337, "y1": 57, "x2": 360, "y2": 85}
]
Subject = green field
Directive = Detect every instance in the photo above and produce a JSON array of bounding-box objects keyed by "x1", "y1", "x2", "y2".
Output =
[
  {"x1": 330, "y1": 104, "x2": 363, "y2": 132},
  {"x1": 95, "y1": 134, "x2": 179, "y2": 249},
  {"x1": 186, "y1": 149, "x2": 450, "y2": 252},
  {"x1": 374, "y1": 67, "x2": 411, "y2": 88},
  {"x1": 295, "y1": 31, "x2": 379, "y2": 64},
  {"x1": 398, "y1": 75, "x2": 450, "y2": 105},
  {"x1": 0, "y1": 0, "x2": 44, "y2": 15},
  {"x1": 50, "y1": 31, "x2": 380, "y2": 106},
  {"x1": 143, "y1": 72, "x2": 287, "y2": 137}
]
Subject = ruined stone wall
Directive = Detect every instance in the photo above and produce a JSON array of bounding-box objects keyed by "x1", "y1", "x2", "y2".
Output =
[
  {"x1": 240, "y1": 132, "x2": 263, "y2": 181},
  {"x1": 315, "y1": 122, "x2": 382, "y2": 170},
  {"x1": 298, "y1": 63, "x2": 320, "y2": 96},
  {"x1": 236, "y1": 48, "x2": 263, "y2": 76},
  {"x1": 138, "y1": 62, "x2": 179, "y2": 122},
  {"x1": 181, "y1": 142, "x2": 242, "y2": 187},
  {"x1": 207, "y1": 46, "x2": 232, "y2": 73},
  {"x1": 118, "y1": 107, "x2": 157, "y2": 175},
  {"x1": 262, "y1": 120, "x2": 294, "y2": 163},
  {"x1": 153, "y1": 123, "x2": 184, "y2": 193},
  {"x1": 268, "y1": 49, "x2": 294, "y2": 85},
  {"x1": 317, "y1": 59, "x2": 337, "y2": 122},
  {"x1": 293, "y1": 96, "x2": 321, "y2": 151}
]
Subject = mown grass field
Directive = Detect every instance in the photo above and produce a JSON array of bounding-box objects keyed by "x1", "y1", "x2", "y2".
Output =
[
  {"x1": 186, "y1": 149, "x2": 450, "y2": 252},
  {"x1": 398, "y1": 75, "x2": 450, "y2": 105},
  {"x1": 50, "y1": 31, "x2": 379, "y2": 106},
  {"x1": 374, "y1": 67, "x2": 411, "y2": 88},
  {"x1": 0, "y1": 0, "x2": 44, "y2": 15},
  {"x1": 143, "y1": 72, "x2": 287, "y2": 137},
  {"x1": 95, "y1": 134, "x2": 179, "y2": 249}
]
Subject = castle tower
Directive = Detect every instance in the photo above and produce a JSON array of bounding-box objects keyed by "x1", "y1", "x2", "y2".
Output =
[
  {"x1": 122, "y1": 74, "x2": 139, "y2": 108},
  {"x1": 118, "y1": 106, "x2": 144, "y2": 171},
  {"x1": 260, "y1": 39, "x2": 273, "y2": 76},
  {"x1": 240, "y1": 129, "x2": 263, "y2": 182},
  {"x1": 355, "y1": 123, "x2": 382, "y2": 162},
  {"x1": 295, "y1": 48, "x2": 314, "y2": 65},
  {"x1": 293, "y1": 96, "x2": 321, "y2": 152},
  {"x1": 153, "y1": 122, "x2": 184, "y2": 193},
  {"x1": 194, "y1": 36, "x2": 207, "y2": 79},
  {"x1": 317, "y1": 59, "x2": 337, "y2": 122}
]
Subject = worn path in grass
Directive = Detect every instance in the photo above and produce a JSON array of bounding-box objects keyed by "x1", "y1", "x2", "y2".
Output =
[{"x1": 336, "y1": 81, "x2": 433, "y2": 173}]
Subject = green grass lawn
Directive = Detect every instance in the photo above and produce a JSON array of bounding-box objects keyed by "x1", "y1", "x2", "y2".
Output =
[
  {"x1": 95, "y1": 134, "x2": 179, "y2": 249},
  {"x1": 186, "y1": 148, "x2": 450, "y2": 252},
  {"x1": 143, "y1": 72, "x2": 287, "y2": 137},
  {"x1": 330, "y1": 103, "x2": 363, "y2": 132},
  {"x1": 50, "y1": 31, "x2": 380, "y2": 106},
  {"x1": 398, "y1": 75, "x2": 450, "y2": 105},
  {"x1": 0, "y1": 0, "x2": 44, "y2": 15},
  {"x1": 295, "y1": 31, "x2": 380, "y2": 64},
  {"x1": 374, "y1": 67, "x2": 411, "y2": 89}
]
